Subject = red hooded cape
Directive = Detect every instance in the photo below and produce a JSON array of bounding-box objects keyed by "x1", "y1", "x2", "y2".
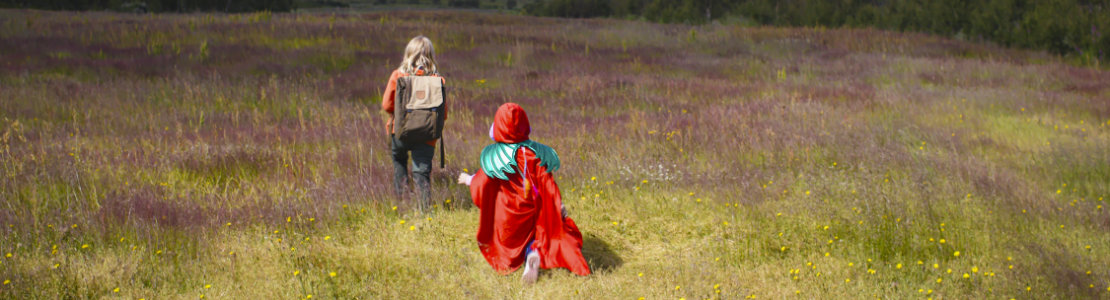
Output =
[{"x1": 470, "y1": 103, "x2": 591, "y2": 276}]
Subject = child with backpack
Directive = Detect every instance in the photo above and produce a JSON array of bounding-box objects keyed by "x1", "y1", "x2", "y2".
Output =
[
  {"x1": 382, "y1": 35, "x2": 447, "y2": 209},
  {"x1": 456, "y1": 103, "x2": 591, "y2": 284}
]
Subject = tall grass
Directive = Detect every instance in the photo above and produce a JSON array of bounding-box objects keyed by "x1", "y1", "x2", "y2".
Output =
[{"x1": 1, "y1": 9, "x2": 1108, "y2": 298}]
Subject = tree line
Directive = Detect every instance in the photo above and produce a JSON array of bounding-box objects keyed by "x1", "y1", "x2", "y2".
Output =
[
  {"x1": 3, "y1": 0, "x2": 1105, "y2": 60},
  {"x1": 524, "y1": 0, "x2": 1110, "y2": 60},
  {"x1": 0, "y1": 0, "x2": 295, "y2": 12},
  {"x1": 0, "y1": 0, "x2": 506, "y2": 12}
]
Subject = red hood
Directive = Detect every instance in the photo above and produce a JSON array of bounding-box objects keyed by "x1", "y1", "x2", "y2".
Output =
[{"x1": 492, "y1": 103, "x2": 530, "y2": 144}]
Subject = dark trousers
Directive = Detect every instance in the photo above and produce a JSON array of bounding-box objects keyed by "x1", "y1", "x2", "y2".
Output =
[{"x1": 391, "y1": 136, "x2": 435, "y2": 207}]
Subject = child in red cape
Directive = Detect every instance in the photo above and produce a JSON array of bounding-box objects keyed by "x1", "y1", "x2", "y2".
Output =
[{"x1": 457, "y1": 103, "x2": 591, "y2": 283}]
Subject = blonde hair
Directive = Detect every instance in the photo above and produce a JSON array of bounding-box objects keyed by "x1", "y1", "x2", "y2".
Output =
[{"x1": 398, "y1": 35, "x2": 437, "y2": 74}]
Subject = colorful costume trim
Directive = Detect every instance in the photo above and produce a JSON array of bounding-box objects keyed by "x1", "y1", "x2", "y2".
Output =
[{"x1": 479, "y1": 140, "x2": 560, "y2": 180}]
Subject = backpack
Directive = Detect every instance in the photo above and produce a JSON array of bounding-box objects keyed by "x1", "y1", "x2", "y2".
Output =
[{"x1": 393, "y1": 71, "x2": 447, "y2": 166}]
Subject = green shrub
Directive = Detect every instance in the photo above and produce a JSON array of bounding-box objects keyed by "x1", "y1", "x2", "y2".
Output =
[{"x1": 523, "y1": 0, "x2": 1109, "y2": 62}]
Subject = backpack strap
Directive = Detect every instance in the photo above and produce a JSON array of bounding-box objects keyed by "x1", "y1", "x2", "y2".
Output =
[
  {"x1": 392, "y1": 74, "x2": 410, "y2": 136},
  {"x1": 439, "y1": 76, "x2": 446, "y2": 168}
]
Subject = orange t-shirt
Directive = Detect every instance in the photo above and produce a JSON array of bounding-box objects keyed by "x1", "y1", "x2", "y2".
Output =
[{"x1": 381, "y1": 69, "x2": 447, "y2": 146}]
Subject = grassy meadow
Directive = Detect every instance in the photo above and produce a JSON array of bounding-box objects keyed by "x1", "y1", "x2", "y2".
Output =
[{"x1": 1, "y1": 9, "x2": 1109, "y2": 299}]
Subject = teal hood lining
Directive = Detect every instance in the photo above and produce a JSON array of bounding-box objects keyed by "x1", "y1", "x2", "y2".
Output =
[{"x1": 479, "y1": 140, "x2": 560, "y2": 180}]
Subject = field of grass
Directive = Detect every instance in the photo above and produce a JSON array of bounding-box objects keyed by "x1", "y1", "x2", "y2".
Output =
[{"x1": 1, "y1": 9, "x2": 1108, "y2": 299}]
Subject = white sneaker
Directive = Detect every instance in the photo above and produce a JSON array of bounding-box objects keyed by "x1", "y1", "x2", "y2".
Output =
[{"x1": 521, "y1": 251, "x2": 540, "y2": 284}]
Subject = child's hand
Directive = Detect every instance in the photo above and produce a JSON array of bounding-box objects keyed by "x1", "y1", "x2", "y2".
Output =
[{"x1": 457, "y1": 172, "x2": 473, "y2": 186}]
